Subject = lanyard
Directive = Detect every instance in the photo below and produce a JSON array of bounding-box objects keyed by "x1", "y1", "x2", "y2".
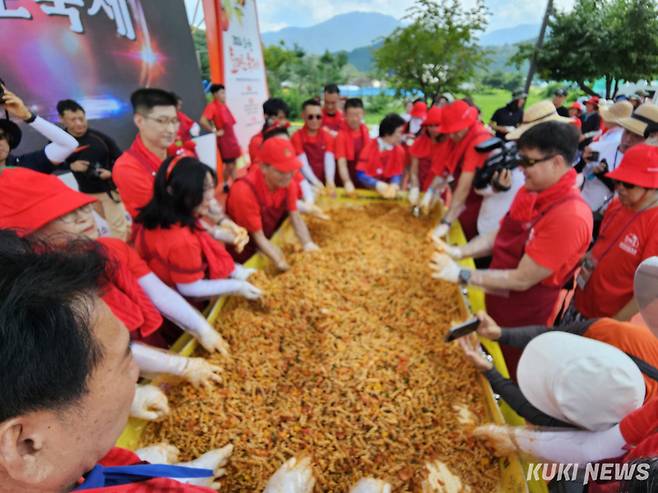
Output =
[{"x1": 74, "y1": 463, "x2": 213, "y2": 490}]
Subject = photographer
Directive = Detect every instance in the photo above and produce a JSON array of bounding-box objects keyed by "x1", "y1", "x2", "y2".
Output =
[
  {"x1": 580, "y1": 101, "x2": 633, "y2": 216},
  {"x1": 431, "y1": 121, "x2": 592, "y2": 379},
  {"x1": 0, "y1": 84, "x2": 77, "y2": 172},
  {"x1": 58, "y1": 99, "x2": 129, "y2": 241}
]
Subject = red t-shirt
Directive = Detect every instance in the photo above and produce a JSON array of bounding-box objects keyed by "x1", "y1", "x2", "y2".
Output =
[
  {"x1": 226, "y1": 165, "x2": 299, "y2": 233},
  {"x1": 176, "y1": 111, "x2": 195, "y2": 142},
  {"x1": 429, "y1": 139, "x2": 455, "y2": 177},
  {"x1": 78, "y1": 447, "x2": 215, "y2": 492},
  {"x1": 449, "y1": 124, "x2": 492, "y2": 174},
  {"x1": 334, "y1": 124, "x2": 370, "y2": 161},
  {"x1": 356, "y1": 140, "x2": 406, "y2": 180},
  {"x1": 291, "y1": 127, "x2": 335, "y2": 156},
  {"x1": 135, "y1": 225, "x2": 235, "y2": 286},
  {"x1": 408, "y1": 133, "x2": 434, "y2": 159},
  {"x1": 322, "y1": 108, "x2": 344, "y2": 132},
  {"x1": 524, "y1": 198, "x2": 593, "y2": 287},
  {"x1": 248, "y1": 132, "x2": 263, "y2": 166},
  {"x1": 575, "y1": 199, "x2": 658, "y2": 318}
]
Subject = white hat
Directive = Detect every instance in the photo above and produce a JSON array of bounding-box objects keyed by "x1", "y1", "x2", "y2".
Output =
[
  {"x1": 634, "y1": 256, "x2": 658, "y2": 336},
  {"x1": 517, "y1": 332, "x2": 645, "y2": 431}
]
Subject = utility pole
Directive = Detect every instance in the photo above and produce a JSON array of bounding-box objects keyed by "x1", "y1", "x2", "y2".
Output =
[{"x1": 524, "y1": 0, "x2": 553, "y2": 94}]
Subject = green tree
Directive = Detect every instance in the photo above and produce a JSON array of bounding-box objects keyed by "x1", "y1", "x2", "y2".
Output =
[
  {"x1": 511, "y1": 0, "x2": 658, "y2": 98},
  {"x1": 373, "y1": 0, "x2": 490, "y2": 99},
  {"x1": 191, "y1": 27, "x2": 210, "y2": 81}
]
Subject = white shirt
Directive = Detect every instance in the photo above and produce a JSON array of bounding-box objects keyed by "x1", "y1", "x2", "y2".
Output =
[
  {"x1": 476, "y1": 167, "x2": 525, "y2": 234},
  {"x1": 580, "y1": 127, "x2": 624, "y2": 212}
]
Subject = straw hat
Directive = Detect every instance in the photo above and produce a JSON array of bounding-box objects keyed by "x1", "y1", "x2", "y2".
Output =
[
  {"x1": 599, "y1": 100, "x2": 633, "y2": 125},
  {"x1": 618, "y1": 103, "x2": 658, "y2": 137},
  {"x1": 518, "y1": 331, "x2": 645, "y2": 431},
  {"x1": 506, "y1": 100, "x2": 573, "y2": 140}
]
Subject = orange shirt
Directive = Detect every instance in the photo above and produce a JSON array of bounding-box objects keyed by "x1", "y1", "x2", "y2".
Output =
[
  {"x1": 576, "y1": 198, "x2": 658, "y2": 317},
  {"x1": 525, "y1": 198, "x2": 593, "y2": 287},
  {"x1": 322, "y1": 108, "x2": 344, "y2": 132},
  {"x1": 226, "y1": 166, "x2": 299, "y2": 233},
  {"x1": 585, "y1": 318, "x2": 658, "y2": 401}
]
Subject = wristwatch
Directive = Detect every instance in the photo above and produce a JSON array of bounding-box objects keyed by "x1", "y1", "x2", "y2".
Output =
[
  {"x1": 458, "y1": 268, "x2": 471, "y2": 285},
  {"x1": 23, "y1": 112, "x2": 37, "y2": 124}
]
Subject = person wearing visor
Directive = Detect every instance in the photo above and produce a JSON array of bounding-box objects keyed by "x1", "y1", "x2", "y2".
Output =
[
  {"x1": 471, "y1": 256, "x2": 658, "y2": 493},
  {"x1": 431, "y1": 121, "x2": 592, "y2": 379},
  {"x1": 564, "y1": 144, "x2": 658, "y2": 323},
  {"x1": 0, "y1": 168, "x2": 230, "y2": 396},
  {"x1": 429, "y1": 100, "x2": 493, "y2": 240},
  {"x1": 226, "y1": 138, "x2": 319, "y2": 271},
  {"x1": 0, "y1": 84, "x2": 77, "y2": 172}
]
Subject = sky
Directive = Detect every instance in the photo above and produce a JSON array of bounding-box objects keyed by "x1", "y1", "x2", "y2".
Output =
[{"x1": 184, "y1": 0, "x2": 576, "y2": 34}]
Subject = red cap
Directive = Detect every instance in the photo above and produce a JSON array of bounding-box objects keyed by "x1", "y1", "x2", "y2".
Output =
[
  {"x1": 570, "y1": 101, "x2": 583, "y2": 111},
  {"x1": 410, "y1": 101, "x2": 428, "y2": 120},
  {"x1": 438, "y1": 100, "x2": 478, "y2": 134},
  {"x1": 0, "y1": 168, "x2": 96, "y2": 236},
  {"x1": 606, "y1": 144, "x2": 658, "y2": 188},
  {"x1": 260, "y1": 138, "x2": 301, "y2": 173},
  {"x1": 423, "y1": 106, "x2": 443, "y2": 127}
]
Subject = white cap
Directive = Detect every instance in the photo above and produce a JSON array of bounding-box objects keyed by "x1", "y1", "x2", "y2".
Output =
[
  {"x1": 635, "y1": 256, "x2": 658, "y2": 336},
  {"x1": 517, "y1": 332, "x2": 645, "y2": 431}
]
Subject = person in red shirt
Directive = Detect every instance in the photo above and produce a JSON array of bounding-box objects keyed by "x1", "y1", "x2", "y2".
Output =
[
  {"x1": 291, "y1": 99, "x2": 337, "y2": 193},
  {"x1": 356, "y1": 113, "x2": 407, "y2": 198},
  {"x1": 321, "y1": 83, "x2": 344, "y2": 135},
  {"x1": 432, "y1": 121, "x2": 593, "y2": 378},
  {"x1": 226, "y1": 137, "x2": 318, "y2": 271},
  {"x1": 134, "y1": 156, "x2": 262, "y2": 301},
  {"x1": 334, "y1": 97, "x2": 371, "y2": 194},
  {"x1": 407, "y1": 106, "x2": 447, "y2": 204},
  {"x1": 0, "y1": 168, "x2": 227, "y2": 388},
  {"x1": 200, "y1": 84, "x2": 242, "y2": 192},
  {"x1": 114, "y1": 88, "x2": 179, "y2": 219},
  {"x1": 430, "y1": 100, "x2": 494, "y2": 240},
  {"x1": 248, "y1": 97, "x2": 290, "y2": 166},
  {"x1": 563, "y1": 145, "x2": 658, "y2": 322},
  {"x1": 0, "y1": 230, "x2": 230, "y2": 492},
  {"x1": 569, "y1": 101, "x2": 583, "y2": 132},
  {"x1": 167, "y1": 93, "x2": 200, "y2": 158}
]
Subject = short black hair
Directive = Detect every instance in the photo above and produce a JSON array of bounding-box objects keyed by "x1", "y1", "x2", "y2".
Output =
[
  {"x1": 56, "y1": 99, "x2": 85, "y2": 116},
  {"x1": 379, "y1": 113, "x2": 406, "y2": 138},
  {"x1": 517, "y1": 121, "x2": 580, "y2": 165},
  {"x1": 344, "y1": 98, "x2": 364, "y2": 111},
  {"x1": 210, "y1": 83, "x2": 225, "y2": 94},
  {"x1": 324, "y1": 84, "x2": 340, "y2": 95},
  {"x1": 0, "y1": 231, "x2": 107, "y2": 422},
  {"x1": 262, "y1": 127, "x2": 289, "y2": 142},
  {"x1": 136, "y1": 156, "x2": 217, "y2": 230},
  {"x1": 130, "y1": 88, "x2": 177, "y2": 114},
  {"x1": 302, "y1": 98, "x2": 321, "y2": 111},
  {"x1": 263, "y1": 98, "x2": 289, "y2": 118}
]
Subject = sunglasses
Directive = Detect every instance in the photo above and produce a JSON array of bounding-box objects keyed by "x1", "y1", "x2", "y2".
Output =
[
  {"x1": 306, "y1": 114, "x2": 322, "y2": 120},
  {"x1": 517, "y1": 153, "x2": 558, "y2": 169},
  {"x1": 615, "y1": 180, "x2": 637, "y2": 190}
]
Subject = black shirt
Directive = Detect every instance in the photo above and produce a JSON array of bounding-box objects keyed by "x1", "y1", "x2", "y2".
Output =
[
  {"x1": 582, "y1": 112, "x2": 601, "y2": 135},
  {"x1": 7, "y1": 150, "x2": 57, "y2": 174},
  {"x1": 556, "y1": 106, "x2": 570, "y2": 118},
  {"x1": 490, "y1": 103, "x2": 524, "y2": 139},
  {"x1": 64, "y1": 128, "x2": 122, "y2": 194}
]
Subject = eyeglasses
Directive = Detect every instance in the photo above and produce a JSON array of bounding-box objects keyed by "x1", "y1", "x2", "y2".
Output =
[
  {"x1": 306, "y1": 115, "x2": 322, "y2": 120},
  {"x1": 518, "y1": 153, "x2": 558, "y2": 169},
  {"x1": 144, "y1": 115, "x2": 180, "y2": 127},
  {"x1": 615, "y1": 180, "x2": 637, "y2": 190},
  {"x1": 56, "y1": 204, "x2": 94, "y2": 224}
]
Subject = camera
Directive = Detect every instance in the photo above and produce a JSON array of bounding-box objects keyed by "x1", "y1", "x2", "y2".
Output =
[{"x1": 473, "y1": 137, "x2": 520, "y2": 190}]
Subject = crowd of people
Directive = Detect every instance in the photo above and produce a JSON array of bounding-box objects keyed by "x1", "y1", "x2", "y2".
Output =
[{"x1": 2, "y1": 77, "x2": 658, "y2": 492}]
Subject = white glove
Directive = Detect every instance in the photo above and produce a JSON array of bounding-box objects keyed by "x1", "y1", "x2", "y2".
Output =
[
  {"x1": 421, "y1": 460, "x2": 468, "y2": 493},
  {"x1": 375, "y1": 181, "x2": 396, "y2": 199},
  {"x1": 429, "y1": 252, "x2": 461, "y2": 284},
  {"x1": 420, "y1": 189, "x2": 436, "y2": 215},
  {"x1": 231, "y1": 264, "x2": 257, "y2": 281},
  {"x1": 350, "y1": 478, "x2": 392, "y2": 493},
  {"x1": 130, "y1": 384, "x2": 170, "y2": 421},
  {"x1": 431, "y1": 236, "x2": 463, "y2": 260},
  {"x1": 408, "y1": 187, "x2": 420, "y2": 206},
  {"x1": 304, "y1": 203, "x2": 331, "y2": 221},
  {"x1": 303, "y1": 241, "x2": 320, "y2": 252},
  {"x1": 178, "y1": 444, "x2": 234, "y2": 489},
  {"x1": 233, "y1": 280, "x2": 263, "y2": 300},
  {"x1": 182, "y1": 358, "x2": 223, "y2": 390},
  {"x1": 344, "y1": 180, "x2": 356, "y2": 195},
  {"x1": 135, "y1": 443, "x2": 180, "y2": 464},
  {"x1": 195, "y1": 327, "x2": 230, "y2": 356},
  {"x1": 264, "y1": 457, "x2": 316, "y2": 493},
  {"x1": 431, "y1": 222, "x2": 450, "y2": 239},
  {"x1": 217, "y1": 219, "x2": 249, "y2": 252}
]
